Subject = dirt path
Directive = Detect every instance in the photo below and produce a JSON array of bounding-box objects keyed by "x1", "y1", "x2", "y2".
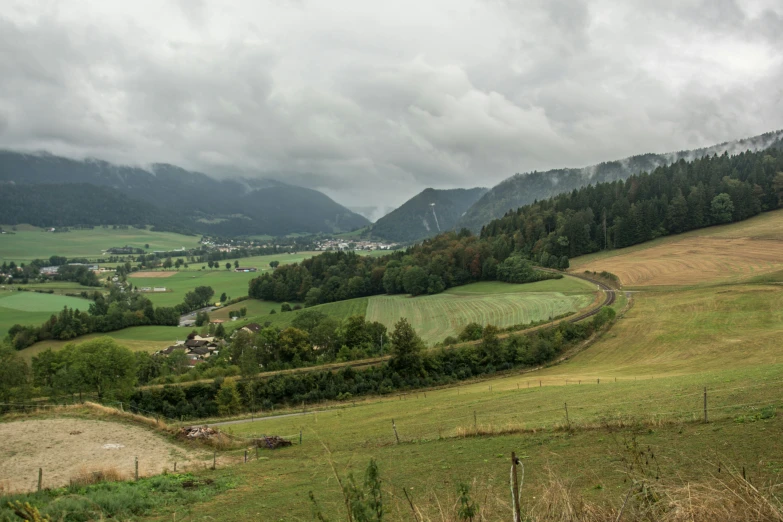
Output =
[{"x1": 0, "y1": 418, "x2": 204, "y2": 493}]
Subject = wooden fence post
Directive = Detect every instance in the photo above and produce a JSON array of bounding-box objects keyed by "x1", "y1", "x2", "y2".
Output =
[
  {"x1": 564, "y1": 403, "x2": 570, "y2": 428},
  {"x1": 174, "y1": 462, "x2": 177, "y2": 472},
  {"x1": 392, "y1": 419, "x2": 400, "y2": 444},
  {"x1": 244, "y1": 450, "x2": 247, "y2": 463},
  {"x1": 511, "y1": 453, "x2": 522, "y2": 522},
  {"x1": 212, "y1": 451, "x2": 216, "y2": 470},
  {"x1": 704, "y1": 386, "x2": 709, "y2": 422},
  {"x1": 474, "y1": 410, "x2": 477, "y2": 430},
  {"x1": 134, "y1": 457, "x2": 139, "y2": 481},
  {"x1": 299, "y1": 430, "x2": 302, "y2": 445},
  {"x1": 38, "y1": 468, "x2": 42, "y2": 491}
]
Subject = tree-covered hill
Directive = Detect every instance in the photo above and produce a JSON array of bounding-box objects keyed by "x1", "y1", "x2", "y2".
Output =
[
  {"x1": 249, "y1": 143, "x2": 783, "y2": 306},
  {"x1": 0, "y1": 151, "x2": 369, "y2": 236},
  {"x1": 371, "y1": 187, "x2": 487, "y2": 242},
  {"x1": 0, "y1": 183, "x2": 189, "y2": 232},
  {"x1": 457, "y1": 130, "x2": 783, "y2": 232}
]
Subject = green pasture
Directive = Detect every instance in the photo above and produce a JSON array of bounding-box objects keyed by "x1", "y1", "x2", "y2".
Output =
[
  {"x1": 12, "y1": 281, "x2": 96, "y2": 295},
  {"x1": 0, "y1": 291, "x2": 93, "y2": 338},
  {"x1": 0, "y1": 226, "x2": 201, "y2": 263},
  {"x1": 209, "y1": 363, "x2": 783, "y2": 520},
  {"x1": 17, "y1": 326, "x2": 183, "y2": 361},
  {"x1": 230, "y1": 298, "x2": 369, "y2": 332},
  {"x1": 128, "y1": 270, "x2": 259, "y2": 308}
]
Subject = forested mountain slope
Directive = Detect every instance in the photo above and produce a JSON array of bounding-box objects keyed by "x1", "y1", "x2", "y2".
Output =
[
  {"x1": 458, "y1": 130, "x2": 783, "y2": 232},
  {"x1": 0, "y1": 151, "x2": 369, "y2": 236},
  {"x1": 371, "y1": 187, "x2": 487, "y2": 242},
  {"x1": 250, "y1": 144, "x2": 783, "y2": 306}
]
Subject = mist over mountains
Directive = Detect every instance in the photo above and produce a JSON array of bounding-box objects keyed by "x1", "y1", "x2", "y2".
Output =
[
  {"x1": 0, "y1": 151, "x2": 369, "y2": 236},
  {"x1": 457, "y1": 130, "x2": 783, "y2": 232}
]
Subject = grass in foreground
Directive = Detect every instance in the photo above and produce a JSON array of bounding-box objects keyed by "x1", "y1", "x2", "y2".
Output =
[{"x1": 0, "y1": 473, "x2": 231, "y2": 522}]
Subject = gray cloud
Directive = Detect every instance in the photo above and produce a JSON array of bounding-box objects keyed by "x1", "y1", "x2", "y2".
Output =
[{"x1": 0, "y1": 0, "x2": 781, "y2": 214}]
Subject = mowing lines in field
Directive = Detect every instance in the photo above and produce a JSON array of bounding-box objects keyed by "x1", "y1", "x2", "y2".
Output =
[{"x1": 366, "y1": 292, "x2": 593, "y2": 344}]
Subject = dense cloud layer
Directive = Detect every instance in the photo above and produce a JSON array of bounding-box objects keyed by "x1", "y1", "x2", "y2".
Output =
[{"x1": 1, "y1": 0, "x2": 781, "y2": 218}]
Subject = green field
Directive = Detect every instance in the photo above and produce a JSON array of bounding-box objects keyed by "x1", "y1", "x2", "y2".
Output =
[
  {"x1": 17, "y1": 325, "x2": 183, "y2": 361},
  {"x1": 225, "y1": 277, "x2": 597, "y2": 344},
  {"x1": 0, "y1": 226, "x2": 201, "y2": 263},
  {"x1": 172, "y1": 216, "x2": 783, "y2": 520},
  {"x1": 367, "y1": 279, "x2": 596, "y2": 344},
  {"x1": 0, "y1": 291, "x2": 93, "y2": 338},
  {"x1": 128, "y1": 270, "x2": 260, "y2": 308},
  {"x1": 229, "y1": 298, "x2": 370, "y2": 331}
]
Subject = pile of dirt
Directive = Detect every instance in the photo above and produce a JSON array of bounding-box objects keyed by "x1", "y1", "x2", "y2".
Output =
[
  {"x1": 180, "y1": 426, "x2": 219, "y2": 439},
  {"x1": 254, "y1": 436, "x2": 292, "y2": 449}
]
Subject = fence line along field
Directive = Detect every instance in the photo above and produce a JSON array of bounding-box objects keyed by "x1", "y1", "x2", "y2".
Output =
[
  {"x1": 571, "y1": 207, "x2": 783, "y2": 287},
  {"x1": 0, "y1": 225, "x2": 202, "y2": 263},
  {"x1": 366, "y1": 279, "x2": 596, "y2": 344}
]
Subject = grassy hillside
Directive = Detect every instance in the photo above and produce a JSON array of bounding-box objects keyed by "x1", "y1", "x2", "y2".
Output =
[
  {"x1": 229, "y1": 277, "x2": 597, "y2": 344},
  {"x1": 175, "y1": 211, "x2": 783, "y2": 520},
  {"x1": 366, "y1": 280, "x2": 596, "y2": 344},
  {"x1": 0, "y1": 225, "x2": 201, "y2": 263},
  {"x1": 17, "y1": 326, "x2": 182, "y2": 361},
  {"x1": 0, "y1": 290, "x2": 93, "y2": 338},
  {"x1": 572, "y1": 208, "x2": 783, "y2": 287}
]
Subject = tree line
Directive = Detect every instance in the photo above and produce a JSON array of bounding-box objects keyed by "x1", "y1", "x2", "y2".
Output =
[
  {"x1": 5, "y1": 286, "x2": 184, "y2": 350},
  {"x1": 480, "y1": 147, "x2": 783, "y2": 257},
  {"x1": 130, "y1": 307, "x2": 616, "y2": 419},
  {"x1": 247, "y1": 146, "x2": 783, "y2": 307},
  {"x1": 249, "y1": 237, "x2": 561, "y2": 306}
]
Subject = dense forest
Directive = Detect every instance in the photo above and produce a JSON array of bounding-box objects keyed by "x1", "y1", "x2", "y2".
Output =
[
  {"x1": 249, "y1": 145, "x2": 783, "y2": 306},
  {"x1": 457, "y1": 129, "x2": 783, "y2": 231},
  {"x1": 0, "y1": 151, "x2": 369, "y2": 236},
  {"x1": 480, "y1": 147, "x2": 783, "y2": 258}
]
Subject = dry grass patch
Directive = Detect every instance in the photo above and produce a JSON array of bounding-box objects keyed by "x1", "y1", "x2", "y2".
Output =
[
  {"x1": 575, "y1": 236, "x2": 783, "y2": 287},
  {"x1": 0, "y1": 417, "x2": 203, "y2": 493},
  {"x1": 129, "y1": 271, "x2": 177, "y2": 278}
]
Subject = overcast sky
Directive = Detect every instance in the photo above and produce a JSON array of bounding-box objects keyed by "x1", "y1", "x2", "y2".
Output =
[{"x1": 1, "y1": 0, "x2": 782, "y2": 218}]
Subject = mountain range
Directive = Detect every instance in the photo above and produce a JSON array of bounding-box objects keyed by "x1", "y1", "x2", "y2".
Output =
[
  {"x1": 0, "y1": 152, "x2": 369, "y2": 236},
  {"x1": 2, "y1": 129, "x2": 781, "y2": 240},
  {"x1": 370, "y1": 187, "x2": 487, "y2": 242}
]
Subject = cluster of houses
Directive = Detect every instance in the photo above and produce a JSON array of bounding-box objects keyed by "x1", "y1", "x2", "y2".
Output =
[
  {"x1": 315, "y1": 239, "x2": 398, "y2": 251},
  {"x1": 39, "y1": 263, "x2": 99, "y2": 276},
  {"x1": 155, "y1": 335, "x2": 225, "y2": 366}
]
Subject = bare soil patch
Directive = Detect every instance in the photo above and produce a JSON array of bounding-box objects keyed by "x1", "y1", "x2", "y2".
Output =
[
  {"x1": 129, "y1": 271, "x2": 177, "y2": 278},
  {"x1": 0, "y1": 418, "x2": 204, "y2": 493},
  {"x1": 576, "y1": 237, "x2": 783, "y2": 286}
]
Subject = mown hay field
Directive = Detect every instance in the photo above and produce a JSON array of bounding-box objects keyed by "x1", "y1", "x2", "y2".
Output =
[
  {"x1": 366, "y1": 279, "x2": 596, "y2": 344},
  {"x1": 572, "y1": 209, "x2": 783, "y2": 287}
]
